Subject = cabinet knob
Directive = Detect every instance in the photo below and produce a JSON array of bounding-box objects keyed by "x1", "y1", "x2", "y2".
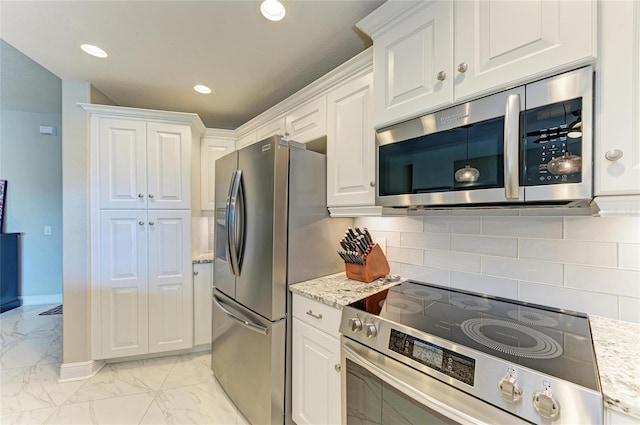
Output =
[
  {"x1": 148, "y1": 221, "x2": 155, "y2": 226},
  {"x1": 334, "y1": 363, "x2": 341, "y2": 372},
  {"x1": 369, "y1": 181, "x2": 376, "y2": 188},
  {"x1": 284, "y1": 131, "x2": 290, "y2": 137},
  {"x1": 148, "y1": 194, "x2": 154, "y2": 199},
  {"x1": 138, "y1": 193, "x2": 144, "y2": 199},
  {"x1": 436, "y1": 70, "x2": 447, "y2": 81},
  {"x1": 193, "y1": 271, "x2": 199, "y2": 276},
  {"x1": 138, "y1": 221, "x2": 145, "y2": 226},
  {"x1": 458, "y1": 62, "x2": 468, "y2": 73},
  {"x1": 605, "y1": 149, "x2": 623, "y2": 161}
]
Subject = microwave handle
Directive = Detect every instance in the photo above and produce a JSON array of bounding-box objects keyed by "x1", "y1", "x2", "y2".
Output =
[{"x1": 504, "y1": 94, "x2": 521, "y2": 200}]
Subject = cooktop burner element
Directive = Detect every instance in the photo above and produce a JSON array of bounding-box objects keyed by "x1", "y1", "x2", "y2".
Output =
[
  {"x1": 460, "y1": 318, "x2": 563, "y2": 359},
  {"x1": 339, "y1": 280, "x2": 602, "y2": 424}
]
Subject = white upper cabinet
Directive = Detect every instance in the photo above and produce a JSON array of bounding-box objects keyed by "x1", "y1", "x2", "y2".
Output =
[
  {"x1": 327, "y1": 73, "x2": 375, "y2": 207},
  {"x1": 98, "y1": 118, "x2": 192, "y2": 209},
  {"x1": 594, "y1": 0, "x2": 640, "y2": 199},
  {"x1": 236, "y1": 131, "x2": 257, "y2": 149},
  {"x1": 359, "y1": 0, "x2": 596, "y2": 129},
  {"x1": 285, "y1": 96, "x2": 327, "y2": 143},
  {"x1": 200, "y1": 132, "x2": 235, "y2": 211},
  {"x1": 256, "y1": 117, "x2": 286, "y2": 141}
]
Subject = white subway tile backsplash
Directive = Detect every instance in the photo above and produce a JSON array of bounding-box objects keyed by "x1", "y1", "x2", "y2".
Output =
[
  {"x1": 355, "y1": 216, "x2": 423, "y2": 233},
  {"x1": 401, "y1": 232, "x2": 450, "y2": 251},
  {"x1": 564, "y1": 216, "x2": 640, "y2": 243},
  {"x1": 400, "y1": 264, "x2": 450, "y2": 286},
  {"x1": 367, "y1": 230, "x2": 401, "y2": 247},
  {"x1": 565, "y1": 265, "x2": 640, "y2": 298},
  {"x1": 451, "y1": 235, "x2": 517, "y2": 258},
  {"x1": 450, "y1": 271, "x2": 518, "y2": 299},
  {"x1": 519, "y1": 281, "x2": 619, "y2": 319},
  {"x1": 424, "y1": 250, "x2": 481, "y2": 273},
  {"x1": 386, "y1": 246, "x2": 423, "y2": 266},
  {"x1": 482, "y1": 256, "x2": 563, "y2": 285},
  {"x1": 481, "y1": 216, "x2": 563, "y2": 239},
  {"x1": 519, "y1": 239, "x2": 617, "y2": 267},
  {"x1": 619, "y1": 244, "x2": 640, "y2": 270},
  {"x1": 424, "y1": 216, "x2": 480, "y2": 235},
  {"x1": 619, "y1": 297, "x2": 640, "y2": 324}
]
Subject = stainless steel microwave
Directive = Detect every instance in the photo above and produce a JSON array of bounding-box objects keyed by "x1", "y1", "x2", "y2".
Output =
[{"x1": 375, "y1": 66, "x2": 593, "y2": 208}]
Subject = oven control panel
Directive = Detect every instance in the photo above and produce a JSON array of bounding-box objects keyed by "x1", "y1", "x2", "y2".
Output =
[{"x1": 388, "y1": 329, "x2": 475, "y2": 386}]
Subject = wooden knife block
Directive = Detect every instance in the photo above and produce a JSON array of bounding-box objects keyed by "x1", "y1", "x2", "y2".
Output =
[{"x1": 345, "y1": 244, "x2": 390, "y2": 283}]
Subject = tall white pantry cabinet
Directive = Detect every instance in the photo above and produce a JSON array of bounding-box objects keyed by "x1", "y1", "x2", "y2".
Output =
[{"x1": 82, "y1": 104, "x2": 204, "y2": 360}]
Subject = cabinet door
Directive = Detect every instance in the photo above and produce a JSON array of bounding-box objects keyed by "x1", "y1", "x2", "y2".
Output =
[
  {"x1": 327, "y1": 73, "x2": 375, "y2": 207},
  {"x1": 193, "y1": 263, "x2": 213, "y2": 345},
  {"x1": 595, "y1": 0, "x2": 640, "y2": 196},
  {"x1": 236, "y1": 132, "x2": 256, "y2": 149},
  {"x1": 256, "y1": 117, "x2": 286, "y2": 142},
  {"x1": 146, "y1": 123, "x2": 191, "y2": 209},
  {"x1": 200, "y1": 137, "x2": 235, "y2": 211},
  {"x1": 99, "y1": 210, "x2": 148, "y2": 358},
  {"x1": 147, "y1": 209, "x2": 193, "y2": 353},
  {"x1": 285, "y1": 96, "x2": 327, "y2": 143},
  {"x1": 454, "y1": 0, "x2": 595, "y2": 102},
  {"x1": 373, "y1": 1, "x2": 453, "y2": 129},
  {"x1": 98, "y1": 118, "x2": 147, "y2": 209},
  {"x1": 292, "y1": 318, "x2": 341, "y2": 425}
]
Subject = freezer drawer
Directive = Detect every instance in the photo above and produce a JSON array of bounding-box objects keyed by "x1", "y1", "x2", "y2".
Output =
[{"x1": 211, "y1": 289, "x2": 286, "y2": 424}]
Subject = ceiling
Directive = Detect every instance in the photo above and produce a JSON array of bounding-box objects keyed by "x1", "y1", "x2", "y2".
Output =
[{"x1": 0, "y1": 0, "x2": 384, "y2": 129}]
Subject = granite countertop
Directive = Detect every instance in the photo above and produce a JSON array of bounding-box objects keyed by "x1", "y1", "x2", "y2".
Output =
[
  {"x1": 590, "y1": 315, "x2": 640, "y2": 419},
  {"x1": 192, "y1": 251, "x2": 213, "y2": 263},
  {"x1": 291, "y1": 274, "x2": 640, "y2": 420},
  {"x1": 290, "y1": 272, "x2": 402, "y2": 310}
]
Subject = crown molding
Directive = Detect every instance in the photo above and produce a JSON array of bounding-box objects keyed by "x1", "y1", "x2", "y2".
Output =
[
  {"x1": 234, "y1": 47, "x2": 373, "y2": 138},
  {"x1": 78, "y1": 103, "x2": 206, "y2": 135},
  {"x1": 356, "y1": 1, "x2": 432, "y2": 39},
  {"x1": 203, "y1": 128, "x2": 235, "y2": 140}
]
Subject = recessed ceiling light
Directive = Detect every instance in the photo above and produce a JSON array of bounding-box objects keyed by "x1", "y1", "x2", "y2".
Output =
[
  {"x1": 194, "y1": 85, "x2": 212, "y2": 94},
  {"x1": 261, "y1": 0, "x2": 286, "y2": 21},
  {"x1": 80, "y1": 44, "x2": 108, "y2": 58}
]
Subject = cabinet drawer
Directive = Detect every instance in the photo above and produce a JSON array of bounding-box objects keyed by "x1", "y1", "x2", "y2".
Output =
[{"x1": 292, "y1": 294, "x2": 341, "y2": 336}]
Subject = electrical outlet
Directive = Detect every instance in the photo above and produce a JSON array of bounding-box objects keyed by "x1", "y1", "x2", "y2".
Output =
[{"x1": 44, "y1": 226, "x2": 52, "y2": 235}]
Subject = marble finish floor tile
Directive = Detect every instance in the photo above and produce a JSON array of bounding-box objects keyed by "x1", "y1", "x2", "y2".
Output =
[
  {"x1": 161, "y1": 352, "x2": 214, "y2": 389},
  {"x1": 44, "y1": 392, "x2": 154, "y2": 424},
  {"x1": 1, "y1": 406, "x2": 57, "y2": 425},
  {"x1": 0, "y1": 336, "x2": 62, "y2": 370}
]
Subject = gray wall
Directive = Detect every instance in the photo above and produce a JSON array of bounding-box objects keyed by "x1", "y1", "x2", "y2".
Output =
[{"x1": 0, "y1": 40, "x2": 63, "y2": 302}]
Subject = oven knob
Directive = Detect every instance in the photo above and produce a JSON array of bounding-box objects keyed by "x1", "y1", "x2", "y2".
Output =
[
  {"x1": 532, "y1": 385, "x2": 560, "y2": 419},
  {"x1": 365, "y1": 323, "x2": 378, "y2": 338},
  {"x1": 349, "y1": 318, "x2": 363, "y2": 332},
  {"x1": 498, "y1": 375, "x2": 523, "y2": 402}
]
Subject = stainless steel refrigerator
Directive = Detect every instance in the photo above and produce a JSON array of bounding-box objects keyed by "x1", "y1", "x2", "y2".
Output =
[{"x1": 211, "y1": 135, "x2": 350, "y2": 424}]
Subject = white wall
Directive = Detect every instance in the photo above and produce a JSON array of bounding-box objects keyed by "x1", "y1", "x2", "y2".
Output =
[
  {"x1": 0, "y1": 40, "x2": 63, "y2": 303},
  {"x1": 356, "y1": 212, "x2": 640, "y2": 323}
]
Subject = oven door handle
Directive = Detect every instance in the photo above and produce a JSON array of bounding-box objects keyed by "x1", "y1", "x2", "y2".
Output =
[{"x1": 342, "y1": 343, "x2": 492, "y2": 425}]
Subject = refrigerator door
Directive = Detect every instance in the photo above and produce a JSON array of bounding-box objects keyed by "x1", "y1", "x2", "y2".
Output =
[
  {"x1": 214, "y1": 151, "x2": 238, "y2": 299},
  {"x1": 236, "y1": 136, "x2": 290, "y2": 320},
  {"x1": 212, "y1": 289, "x2": 286, "y2": 425}
]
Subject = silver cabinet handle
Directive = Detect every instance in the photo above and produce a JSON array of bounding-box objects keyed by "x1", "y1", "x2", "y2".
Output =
[
  {"x1": 605, "y1": 149, "x2": 623, "y2": 161},
  {"x1": 458, "y1": 62, "x2": 468, "y2": 73},
  {"x1": 148, "y1": 221, "x2": 155, "y2": 226},
  {"x1": 334, "y1": 363, "x2": 341, "y2": 372},
  {"x1": 306, "y1": 310, "x2": 322, "y2": 320},
  {"x1": 138, "y1": 193, "x2": 144, "y2": 199},
  {"x1": 504, "y1": 93, "x2": 521, "y2": 199},
  {"x1": 193, "y1": 271, "x2": 199, "y2": 276},
  {"x1": 148, "y1": 194, "x2": 154, "y2": 199},
  {"x1": 436, "y1": 71, "x2": 446, "y2": 81},
  {"x1": 138, "y1": 221, "x2": 145, "y2": 226}
]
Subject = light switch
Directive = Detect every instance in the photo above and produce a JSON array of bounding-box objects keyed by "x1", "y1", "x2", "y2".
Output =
[{"x1": 44, "y1": 226, "x2": 52, "y2": 235}]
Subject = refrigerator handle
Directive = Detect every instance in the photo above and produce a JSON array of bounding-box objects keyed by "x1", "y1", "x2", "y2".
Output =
[
  {"x1": 225, "y1": 170, "x2": 238, "y2": 276},
  {"x1": 228, "y1": 170, "x2": 243, "y2": 276},
  {"x1": 504, "y1": 93, "x2": 521, "y2": 200},
  {"x1": 213, "y1": 294, "x2": 269, "y2": 335},
  {"x1": 236, "y1": 170, "x2": 245, "y2": 272}
]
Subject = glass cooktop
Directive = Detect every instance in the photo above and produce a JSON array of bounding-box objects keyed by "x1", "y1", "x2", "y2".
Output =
[{"x1": 347, "y1": 280, "x2": 599, "y2": 391}]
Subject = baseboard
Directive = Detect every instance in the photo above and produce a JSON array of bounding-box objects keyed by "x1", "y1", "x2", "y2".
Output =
[
  {"x1": 20, "y1": 294, "x2": 63, "y2": 306},
  {"x1": 58, "y1": 360, "x2": 105, "y2": 383}
]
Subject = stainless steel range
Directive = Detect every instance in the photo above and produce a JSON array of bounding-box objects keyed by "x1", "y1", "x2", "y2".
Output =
[{"x1": 339, "y1": 280, "x2": 602, "y2": 424}]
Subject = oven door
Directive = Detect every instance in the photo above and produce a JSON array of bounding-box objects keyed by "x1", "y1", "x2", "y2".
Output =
[{"x1": 341, "y1": 337, "x2": 529, "y2": 425}]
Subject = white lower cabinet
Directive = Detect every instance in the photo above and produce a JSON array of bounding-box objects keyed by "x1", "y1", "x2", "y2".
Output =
[
  {"x1": 193, "y1": 262, "x2": 213, "y2": 346},
  {"x1": 292, "y1": 294, "x2": 341, "y2": 425},
  {"x1": 99, "y1": 209, "x2": 192, "y2": 358},
  {"x1": 606, "y1": 409, "x2": 640, "y2": 425}
]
